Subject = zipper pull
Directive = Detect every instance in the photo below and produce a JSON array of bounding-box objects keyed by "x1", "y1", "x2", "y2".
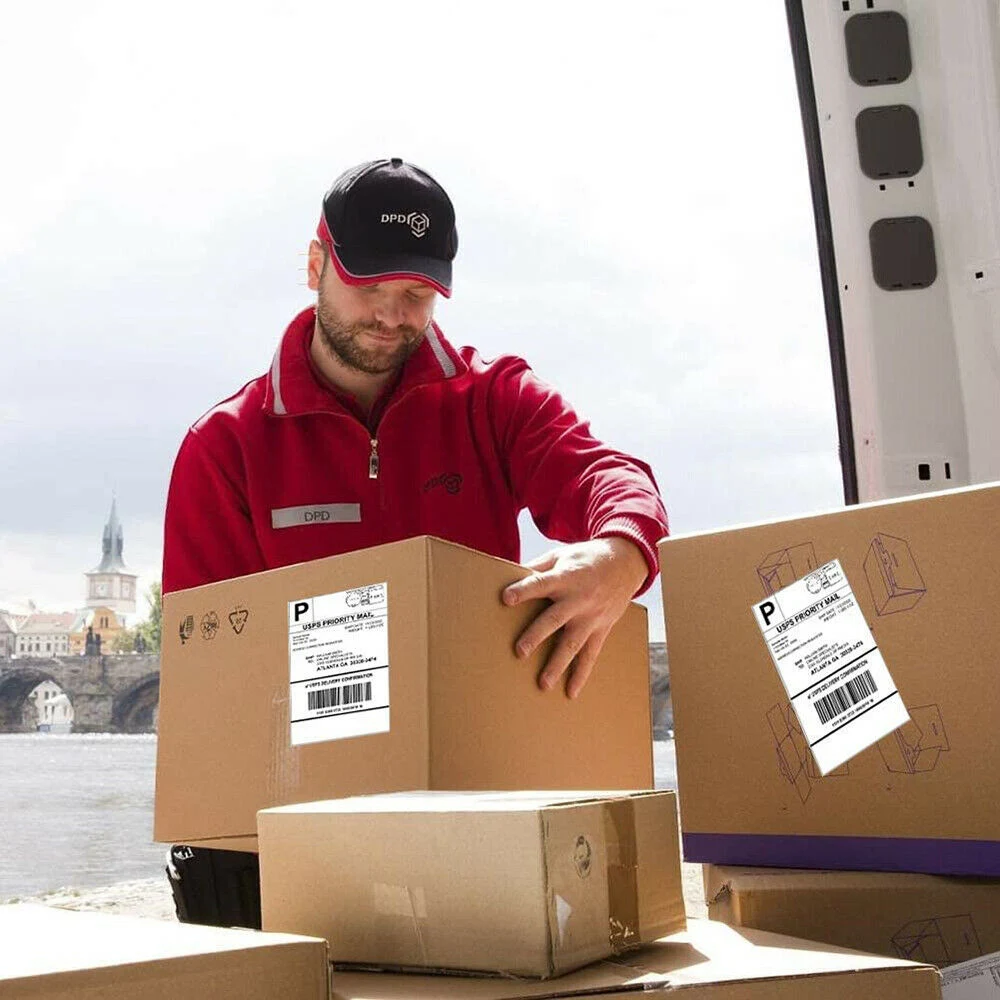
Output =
[{"x1": 369, "y1": 438, "x2": 379, "y2": 479}]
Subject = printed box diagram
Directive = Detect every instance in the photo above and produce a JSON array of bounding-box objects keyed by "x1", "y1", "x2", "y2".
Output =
[
  {"x1": 892, "y1": 914, "x2": 981, "y2": 966},
  {"x1": 877, "y1": 704, "x2": 950, "y2": 774},
  {"x1": 766, "y1": 703, "x2": 849, "y2": 803},
  {"x1": 757, "y1": 543, "x2": 818, "y2": 596},
  {"x1": 864, "y1": 533, "x2": 927, "y2": 615},
  {"x1": 769, "y1": 700, "x2": 949, "y2": 796}
]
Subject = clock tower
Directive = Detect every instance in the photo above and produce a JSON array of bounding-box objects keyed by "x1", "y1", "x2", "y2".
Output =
[{"x1": 85, "y1": 498, "x2": 138, "y2": 615}]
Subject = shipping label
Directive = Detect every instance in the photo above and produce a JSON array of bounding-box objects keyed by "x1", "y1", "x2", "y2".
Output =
[
  {"x1": 288, "y1": 582, "x2": 389, "y2": 746},
  {"x1": 752, "y1": 558, "x2": 908, "y2": 774},
  {"x1": 941, "y1": 951, "x2": 1000, "y2": 998}
]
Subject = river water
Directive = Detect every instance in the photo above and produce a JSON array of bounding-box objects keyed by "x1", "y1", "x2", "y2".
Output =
[
  {"x1": 0, "y1": 734, "x2": 163, "y2": 898},
  {"x1": 0, "y1": 734, "x2": 678, "y2": 899}
]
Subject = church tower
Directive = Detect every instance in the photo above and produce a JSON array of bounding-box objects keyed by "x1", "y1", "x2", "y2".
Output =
[{"x1": 84, "y1": 498, "x2": 138, "y2": 615}]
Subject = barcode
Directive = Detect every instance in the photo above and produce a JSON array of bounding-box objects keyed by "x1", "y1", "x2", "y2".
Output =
[
  {"x1": 814, "y1": 670, "x2": 877, "y2": 725},
  {"x1": 308, "y1": 681, "x2": 373, "y2": 711}
]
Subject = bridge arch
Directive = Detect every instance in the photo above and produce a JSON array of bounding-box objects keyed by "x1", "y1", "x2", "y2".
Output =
[
  {"x1": 111, "y1": 672, "x2": 159, "y2": 733},
  {"x1": 0, "y1": 668, "x2": 73, "y2": 732}
]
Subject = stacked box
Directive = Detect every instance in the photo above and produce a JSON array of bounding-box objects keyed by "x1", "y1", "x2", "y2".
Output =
[
  {"x1": 658, "y1": 482, "x2": 1000, "y2": 875},
  {"x1": 155, "y1": 535, "x2": 653, "y2": 851},
  {"x1": 659, "y1": 481, "x2": 1000, "y2": 975},
  {"x1": 257, "y1": 790, "x2": 685, "y2": 978},
  {"x1": 155, "y1": 534, "x2": 686, "y2": 982},
  {"x1": 704, "y1": 866, "x2": 1000, "y2": 967},
  {"x1": 0, "y1": 904, "x2": 328, "y2": 999}
]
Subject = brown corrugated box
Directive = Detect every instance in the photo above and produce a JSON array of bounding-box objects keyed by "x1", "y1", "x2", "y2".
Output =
[
  {"x1": 258, "y1": 790, "x2": 685, "y2": 978},
  {"x1": 155, "y1": 536, "x2": 653, "y2": 847},
  {"x1": 658, "y1": 482, "x2": 1000, "y2": 874},
  {"x1": 327, "y1": 918, "x2": 941, "y2": 999},
  {"x1": 0, "y1": 904, "x2": 329, "y2": 999},
  {"x1": 705, "y1": 865, "x2": 1000, "y2": 968}
]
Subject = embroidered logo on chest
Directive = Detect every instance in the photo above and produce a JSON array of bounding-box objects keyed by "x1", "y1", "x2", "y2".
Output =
[{"x1": 422, "y1": 473, "x2": 463, "y2": 495}]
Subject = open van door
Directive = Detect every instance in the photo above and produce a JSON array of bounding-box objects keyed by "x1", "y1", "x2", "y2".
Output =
[{"x1": 786, "y1": 0, "x2": 1000, "y2": 502}]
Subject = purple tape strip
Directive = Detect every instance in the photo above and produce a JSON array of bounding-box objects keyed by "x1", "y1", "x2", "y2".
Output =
[{"x1": 684, "y1": 832, "x2": 1000, "y2": 876}]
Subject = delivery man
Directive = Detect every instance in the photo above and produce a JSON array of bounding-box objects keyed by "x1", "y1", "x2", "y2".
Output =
[{"x1": 162, "y1": 158, "x2": 670, "y2": 927}]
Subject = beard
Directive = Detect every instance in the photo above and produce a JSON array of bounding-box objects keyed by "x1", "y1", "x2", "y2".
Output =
[{"x1": 315, "y1": 290, "x2": 426, "y2": 376}]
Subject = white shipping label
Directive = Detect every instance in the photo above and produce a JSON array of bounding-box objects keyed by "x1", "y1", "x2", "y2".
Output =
[
  {"x1": 942, "y1": 951, "x2": 1000, "y2": 999},
  {"x1": 752, "y1": 559, "x2": 909, "y2": 774},
  {"x1": 288, "y1": 582, "x2": 389, "y2": 747}
]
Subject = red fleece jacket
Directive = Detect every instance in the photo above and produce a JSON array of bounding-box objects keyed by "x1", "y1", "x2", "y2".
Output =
[{"x1": 163, "y1": 307, "x2": 669, "y2": 595}]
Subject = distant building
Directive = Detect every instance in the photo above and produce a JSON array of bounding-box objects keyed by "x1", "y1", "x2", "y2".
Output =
[
  {"x1": 68, "y1": 605, "x2": 126, "y2": 656},
  {"x1": 84, "y1": 498, "x2": 137, "y2": 617},
  {"x1": 23, "y1": 680, "x2": 74, "y2": 732},
  {"x1": 15, "y1": 613, "x2": 75, "y2": 657},
  {"x1": 0, "y1": 612, "x2": 16, "y2": 657}
]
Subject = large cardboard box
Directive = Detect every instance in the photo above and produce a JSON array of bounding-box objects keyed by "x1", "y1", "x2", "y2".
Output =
[
  {"x1": 0, "y1": 904, "x2": 328, "y2": 999},
  {"x1": 327, "y1": 918, "x2": 941, "y2": 999},
  {"x1": 658, "y1": 482, "x2": 1000, "y2": 874},
  {"x1": 155, "y1": 536, "x2": 653, "y2": 848},
  {"x1": 705, "y1": 865, "x2": 1000, "y2": 968},
  {"x1": 258, "y1": 790, "x2": 685, "y2": 978}
]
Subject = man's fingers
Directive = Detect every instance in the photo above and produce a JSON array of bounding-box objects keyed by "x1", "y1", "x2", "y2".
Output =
[
  {"x1": 514, "y1": 601, "x2": 573, "y2": 659},
  {"x1": 502, "y1": 569, "x2": 557, "y2": 607},
  {"x1": 565, "y1": 632, "x2": 606, "y2": 700},
  {"x1": 523, "y1": 550, "x2": 558, "y2": 572},
  {"x1": 538, "y1": 627, "x2": 588, "y2": 692}
]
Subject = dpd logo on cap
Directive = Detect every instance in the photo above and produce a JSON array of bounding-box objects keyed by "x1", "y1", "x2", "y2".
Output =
[{"x1": 380, "y1": 211, "x2": 430, "y2": 238}]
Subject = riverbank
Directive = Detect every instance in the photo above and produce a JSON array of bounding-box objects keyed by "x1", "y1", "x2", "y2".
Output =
[{"x1": 5, "y1": 878, "x2": 176, "y2": 920}]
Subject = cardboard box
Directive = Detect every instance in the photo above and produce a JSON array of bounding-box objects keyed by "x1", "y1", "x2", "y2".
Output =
[
  {"x1": 705, "y1": 865, "x2": 1000, "y2": 968},
  {"x1": 155, "y1": 536, "x2": 653, "y2": 847},
  {"x1": 258, "y1": 790, "x2": 685, "y2": 978},
  {"x1": 0, "y1": 904, "x2": 329, "y2": 999},
  {"x1": 658, "y1": 482, "x2": 1000, "y2": 874},
  {"x1": 660, "y1": 484, "x2": 1000, "y2": 875},
  {"x1": 327, "y1": 918, "x2": 941, "y2": 999}
]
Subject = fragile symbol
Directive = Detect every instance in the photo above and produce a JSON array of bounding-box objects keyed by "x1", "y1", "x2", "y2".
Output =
[
  {"x1": 229, "y1": 607, "x2": 249, "y2": 635},
  {"x1": 179, "y1": 615, "x2": 195, "y2": 644},
  {"x1": 573, "y1": 835, "x2": 593, "y2": 878},
  {"x1": 200, "y1": 612, "x2": 220, "y2": 640}
]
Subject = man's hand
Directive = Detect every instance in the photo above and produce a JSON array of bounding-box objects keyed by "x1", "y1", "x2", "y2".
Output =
[{"x1": 501, "y1": 537, "x2": 649, "y2": 699}]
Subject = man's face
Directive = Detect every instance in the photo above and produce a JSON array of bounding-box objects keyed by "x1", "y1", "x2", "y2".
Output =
[{"x1": 309, "y1": 242, "x2": 438, "y2": 376}]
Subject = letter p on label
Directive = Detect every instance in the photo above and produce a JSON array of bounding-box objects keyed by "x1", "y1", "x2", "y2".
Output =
[{"x1": 756, "y1": 600, "x2": 778, "y2": 628}]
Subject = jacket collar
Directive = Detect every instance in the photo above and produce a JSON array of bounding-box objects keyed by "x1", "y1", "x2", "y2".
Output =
[{"x1": 264, "y1": 306, "x2": 468, "y2": 417}]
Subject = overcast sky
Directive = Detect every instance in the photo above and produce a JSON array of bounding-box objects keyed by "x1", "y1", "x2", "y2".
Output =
[{"x1": 0, "y1": 1, "x2": 844, "y2": 639}]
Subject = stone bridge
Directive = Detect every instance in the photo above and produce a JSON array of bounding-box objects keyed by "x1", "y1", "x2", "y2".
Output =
[
  {"x1": 0, "y1": 654, "x2": 159, "y2": 733},
  {"x1": 0, "y1": 644, "x2": 667, "y2": 735}
]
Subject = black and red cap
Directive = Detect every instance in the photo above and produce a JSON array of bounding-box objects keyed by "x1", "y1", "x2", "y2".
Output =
[{"x1": 318, "y1": 158, "x2": 458, "y2": 298}]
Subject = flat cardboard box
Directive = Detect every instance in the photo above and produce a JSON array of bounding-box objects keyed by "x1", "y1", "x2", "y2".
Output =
[
  {"x1": 0, "y1": 904, "x2": 328, "y2": 999},
  {"x1": 155, "y1": 536, "x2": 653, "y2": 847},
  {"x1": 327, "y1": 918, "x2": 941, "y2": 999},
  {"x1": 705, "y1": 865, "x2": 1000, "y2": 968},
  {"x1": 258, "y1": 790, "x2": 685, "y2": 978},
  {"x1": 658, "y1": 482, "x2": 1000, "y2": 874}
]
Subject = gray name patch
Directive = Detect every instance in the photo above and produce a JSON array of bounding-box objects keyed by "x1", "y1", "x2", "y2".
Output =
[{"x1": 271, "y1": 504, "x2": 361, "y2": 529}]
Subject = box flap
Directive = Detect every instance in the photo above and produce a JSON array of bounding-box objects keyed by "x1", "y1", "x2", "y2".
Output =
[{"x1": 330, "y1": 918, "x2": 939, "y2": 998}]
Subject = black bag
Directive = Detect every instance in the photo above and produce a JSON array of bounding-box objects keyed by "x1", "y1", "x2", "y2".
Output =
[{"x1": 166, "y1": 845, "x2": 261, "y2": 929}]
